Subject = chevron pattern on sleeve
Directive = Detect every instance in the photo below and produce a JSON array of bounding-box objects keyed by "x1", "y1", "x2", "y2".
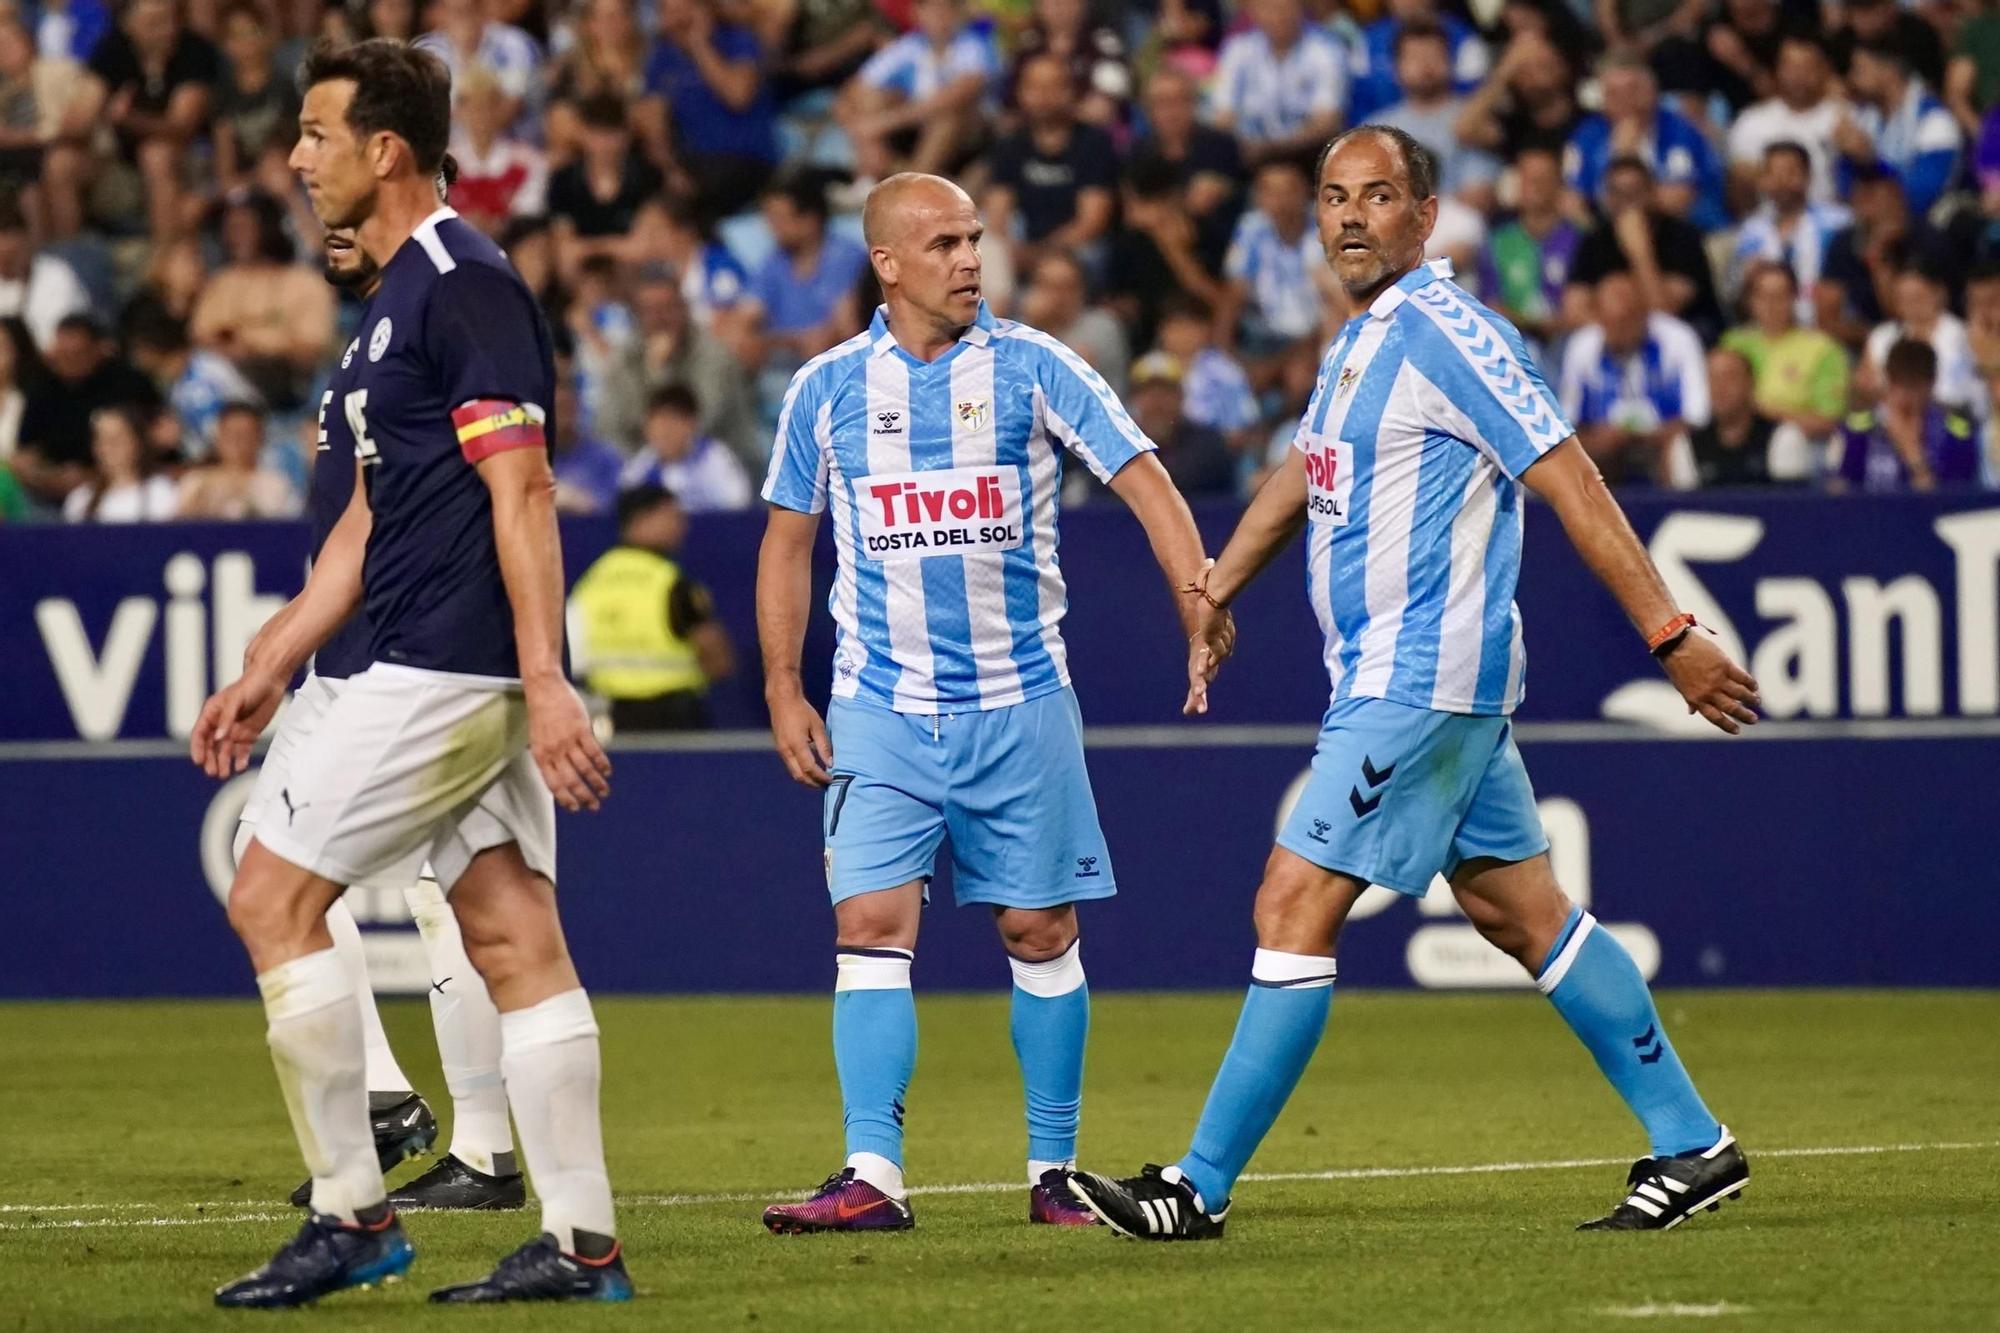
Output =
[{"x1": 1406, "y1": 285, "x2": 1569, "y2": 450}]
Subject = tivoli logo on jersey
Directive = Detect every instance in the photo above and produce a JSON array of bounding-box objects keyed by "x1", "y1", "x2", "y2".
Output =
[
  {"x1": 1303, "y1": 439, "x2": 1351, "y2": 527},
  {"x1": 859, "y1": 465, "x2": 1023, "y2": 560}
]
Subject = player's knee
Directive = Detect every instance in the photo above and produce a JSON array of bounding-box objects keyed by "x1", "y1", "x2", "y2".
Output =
[
  {"x1": 1250, "y1": 852, "x2": 1340, "y2": 952},
  {"x1": 994, "y1": 907, "x2": 1076, "y2": 962},
  {"x1": 225, "y1": 875, "x2": 300, "y2": 950}
]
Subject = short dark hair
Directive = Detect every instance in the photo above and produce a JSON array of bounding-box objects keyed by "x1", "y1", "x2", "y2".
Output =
[
  {"x1": 1853, "y1": 37, "x2": 1907, "y2": 73},
  {"x1": 1763, "y1": 140, "x2": 1811, "y2": 173},
  {"x1": 763, "y1": 169, "x2": 828, "y2": 223},
  {"x1": 217, "y1": 400, "x2": 263, "y2": 426},
  {"x1": 647, "y1": 383, "x2": 700, "y2": 418},
  {"x1": 1777, "y1": 31, "x2": 1828, "y2": 60},
  {"x1": 55, "y1": 312, "x2": 103, "y2": 340},
  {"x1": 297, "y1": 38, "x2": 451, "y2": 175},
  {"x1": 127, "y1": 308, "x2": 192, "y2": 354},
  {"x1": 1605, "y1": 154, "x2": 1654, "y2": 183},
  {"x1": 1157, "y1": 292, "x2": 1213, "y2": 326},
  {"x1": 438, "y1": 151, "x2": 459, "y2": 192},
  {"x1": 1885, "y1": 337, "x2": 1937, "y2": 387},
  {"x1": 1314, "y1": 125, "x2": 1438, "y2": 202},
  {"x1": 617, "y1": 482, "x2": 679, "y2": 529},
  {"x1": 1392, "y1": 19, "x2": 1449, "y2": 60}
]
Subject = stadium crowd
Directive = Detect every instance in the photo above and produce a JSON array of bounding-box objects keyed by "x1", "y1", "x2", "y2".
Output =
[{"x1": 1, "y1": 0, "x2": 1998, "y2": 526}]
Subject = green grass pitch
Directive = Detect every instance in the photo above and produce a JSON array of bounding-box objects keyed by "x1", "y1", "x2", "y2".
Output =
[{"x1": 3, "y1": 990, "x2": 1996, "y2": 1331}]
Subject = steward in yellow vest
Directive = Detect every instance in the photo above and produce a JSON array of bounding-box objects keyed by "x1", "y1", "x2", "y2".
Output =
[{"x1": 569, "y1": 485, "x2": 734, "y2": 731}]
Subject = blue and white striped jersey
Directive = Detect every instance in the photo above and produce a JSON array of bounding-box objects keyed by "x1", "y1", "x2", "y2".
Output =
[
  {"x1": 1292, "y1": 260, "x2": 1573, "y2": 717},
  {"x1": 762, "y1": 302, "x2": 1155, "y2": 714}
]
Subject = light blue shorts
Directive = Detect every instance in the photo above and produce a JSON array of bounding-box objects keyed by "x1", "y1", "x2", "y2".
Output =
[
  {"x1": 823, "y1": 687, "x2": 1115, "y2": 910},
  {"x1": 1276, "y1": 695, "x2": 1548, "y2": 896}
]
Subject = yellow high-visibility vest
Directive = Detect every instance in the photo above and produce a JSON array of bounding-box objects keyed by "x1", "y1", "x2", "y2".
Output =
[{"x1": 571, "y1": 546, "x2": 706, "y2": 699}]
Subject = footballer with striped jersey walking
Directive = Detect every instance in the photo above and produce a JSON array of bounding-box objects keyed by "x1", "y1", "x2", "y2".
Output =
[
  {"x1": 756, "y1": 173, "x2": 1223, "y2": 1232},
  {"x1": 1069, "y1": 127, "x2": 1759, "y2": 1240}
]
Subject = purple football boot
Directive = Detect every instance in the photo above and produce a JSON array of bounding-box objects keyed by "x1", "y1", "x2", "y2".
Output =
[
  {"x1": 762, "y1": 1168, "x2": 915, "y2": 1234},
  {"x1": 1029, "y1": 1169, "x2": 1101, "y2": 1226}
]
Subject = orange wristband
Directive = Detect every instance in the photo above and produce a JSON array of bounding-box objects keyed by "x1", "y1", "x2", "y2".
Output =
[{"x1": 1646, "y1": 612, "x2": 1698, "y2": 656}]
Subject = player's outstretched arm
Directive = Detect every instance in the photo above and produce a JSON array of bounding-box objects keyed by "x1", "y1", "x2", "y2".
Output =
[
  {"x1": 478, "y1": 445, "x2": 613, "y2": 811},
  {"x1": 756, "y1": 505, "x2": 834, "y2": 788},
  {"x1": 1521, "y1": 438, "x2": 1762, "y2": 734}
]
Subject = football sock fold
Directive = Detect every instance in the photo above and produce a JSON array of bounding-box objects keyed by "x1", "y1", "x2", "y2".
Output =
[
  {"x1": 833, "y1": 947, "x2": 917, "y2": 1185},
  {"x1": 1176, "y1": 949, "x2": 1336, "y2": 1211},
  {"x1": 406, "y1": 878, "x2": 514, "y2": 1176},
  {"x1": 1539, "y1": 907, "x2": 1721, "y2": 1157},
  {"x1": 1008, "y1": 939, "x2": 1088, "y2": 1171},
  {"x1": 500, "y1": 988, "x2": 616, "y2": 1253},
  {"x1": 258, "y1": 947, "x2": 386, "y2": 1224}
]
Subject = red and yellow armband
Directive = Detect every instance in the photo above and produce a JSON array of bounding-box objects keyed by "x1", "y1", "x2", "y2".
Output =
[
  {"x1": 1646, "y1": 612, "x2": 1699, "y2": 657},
  {"x1": 452, "y1": 398, "x2": 547, "y2": 463}
]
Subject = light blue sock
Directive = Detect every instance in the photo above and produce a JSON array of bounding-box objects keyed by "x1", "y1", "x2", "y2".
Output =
[
  {"x1": 1008, "y1": 940, "x2": 1089, "y2": 1167},
  {"x1": 832, "y1": 948, "x2": 917, "y2": 1167},
  {"x1": 1539, "y1": 908, "x2": 1720, "y2": 1157},
  {"x1": 1175, "y1": 949, "x2": 1336, "y2": 1210}
]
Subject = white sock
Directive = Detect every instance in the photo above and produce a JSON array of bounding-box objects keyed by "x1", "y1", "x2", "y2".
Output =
[
  {"x1": 500, "y1": 988, "x2": 615, "y2": 1252},
  {"x1": 1028, "y1": 1157, "x2": 1075, "y2": 1187},
  {"x1": 405, "y1": 879, "x2": 514, "y2": 1176},
  {"x1": 324, "y1": 896, "x2": 412, "y2": 1094},
  {"x1": 258, "y1": 949, "x2": 385, "y2": 1223},
  {"x1": 845, "y1": 1150, "x2": 906, "y2": 1200}
]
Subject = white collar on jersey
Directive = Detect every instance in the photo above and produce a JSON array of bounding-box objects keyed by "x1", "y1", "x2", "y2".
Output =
[
  {"x1": 868, "y1": 300, "x2": 997, "y2": 357},
  {"x1": 1366, "y1": 258, "x2": 1454, "y2": 321}
]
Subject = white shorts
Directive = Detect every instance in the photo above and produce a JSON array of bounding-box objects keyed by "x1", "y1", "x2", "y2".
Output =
[{"x1": 249, "y1": 664, "x2": 556, "y2": 894}]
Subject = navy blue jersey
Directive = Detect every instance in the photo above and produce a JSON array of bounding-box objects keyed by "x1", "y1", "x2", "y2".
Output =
[
  {"x1": 308, "y1": 331, "x2": 373, "y2": 680},
  {"x1": 344, "y1": 210, "x2": 557, "y2": 679}
]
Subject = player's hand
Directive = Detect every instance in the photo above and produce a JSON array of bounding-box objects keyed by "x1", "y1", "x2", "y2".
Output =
[
  {"x1": 190, "y1": 666, "x2": 286, "y2": 779},
  {"x1": 1183, "y1": 598, "x2": 1237, "y2": 716},
  {"x1": 769, "y1": 689, "x2": 834, "y2": 788},
  {"x1": 525, "y1": 676, "x2": 612, "y2": 812},
  {"x1": 1659, "y1": 633, "x2": 1761, "y2": 735}
]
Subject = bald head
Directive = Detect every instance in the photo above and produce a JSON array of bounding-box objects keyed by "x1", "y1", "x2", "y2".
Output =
[
  {"x1": 862, "y1": 172, "x2": 976, "y2": 249},
  {"x1": 863, "y1": 172, "x2": 985, "y2": 345}
]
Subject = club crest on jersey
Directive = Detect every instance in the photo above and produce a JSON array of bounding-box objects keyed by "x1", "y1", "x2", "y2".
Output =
[
  {"x1": 1333, "y1": 365, "x2": 1359, "y2": 400},
  {"x1": 955, "y1": 399, "x2": 989, "y2": 431},
  {"x1": 340, "y1": 338, "x2": 358, "y2": 369},
  {"x1": 368, "y1": 317, "x2": 393, "y2": 362}
]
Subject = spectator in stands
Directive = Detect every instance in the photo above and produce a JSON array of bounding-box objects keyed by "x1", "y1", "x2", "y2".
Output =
[
  {"x1": 1816, "y1": 169, "x2": 1957, "y2": 343},
  {"x1": 1222, "y1": 158, "x2": 1322, "y2": 373},
  {"x1": 1349, "y1": 0, "x2": 1488, "y2": 125},
  {"x1": 1453, "y1": 26, "x2": 1580, "y2": 161},
  {"x1": 1568, "y1": 154, "x2": 1721, "y2": 338},
  {"x1": 1835, "y1": 41, "x2": 1962, "y2": 220},
  {"x1": 358, "y1": 0, "x2": 417, "y2": 44},
  {"x1": 63, "y1": 404, "x2": 174, "y2": 521},
  {"x1": 1153, "y1": 294, "x2": 1260, "y2": 450},
  {"x1": 37, "y1": 0, "x2": 113, "y2": 65},
  {"x1": 747, "y1": 170, "x2": 866, "y2": 367},
  {"x1": 1122, "y1": 349, "x2": 1235, "y2": 497},
  {"x1": 127, "y1": 307, "x2": 260, "y2": 460},
  {"x1": 0, "y1": 12, "x2": 84, "y2": 239},
  {"x1": 1007, "y1": 0, "x2": 1129, "y2": 131},
  {"x1": 1828, "y1": 0, "x2": 1944, "y2": 92},
  {"x1": 447, "y1": 62, "x2": 548, "y2": 235},
  {"x1": 1966, "y1": 262, "x2": 2000, "y2": 422},
  {"x1": 189, "y1": 189, "x2": 332, "y2": 411},
  {"x1": 1558, "y1": 270, "x2": 1708, "y2": 487},
  {"x1": 549, "y1": 359, "x2": 624, "y2": 514},
  {"x1": 1861, "y1": 264, "x2": 1983, "y2": 418},
  {"x1": 756, "y1": 0, "x2": 885, "y2": 102},
  {"x1": 1477, "y1": 145, "x2": 1583, "y2": 347},
  {"x1": 624, "y1": 193, "x2": 756, "y2": 357},
  {"x1": 1371, "y1": 20, "x2": 1498, "y2": 210},
  {"x1": 0, "y1": 192, "x2": 89, "y2": 353},
  {"x1": 838, "y1": 0, "x2": 998, "y2": 182},
  {"x1": 546, "y1": 0, "x2": 655, "y2": 160},
  {"x1": 174, "y1": 400, "x2": 296, "y2": 517},
  {"x1": 1656, "y1": 0, "x2": 1784, "y2": 120},
  {"x1": 1721, "y1": 260, "x2": 1849, "y2": 445},
  {"x1": 1947, "y1": 0, "x2": 2000, "y2": 144},
  {"x1": 548, "y1": 94, "x2": 662, "y2": 282},
  {"x1": 1729, "y1": 142, "x2": 1850, "y2": 319},
  {"x1": 0, "y1": 327, "x2": 24, "y2": 460},
  {"x1": 1019, "y1": 248, "x2": 1129, "y2": 393},
  {"x1": 602, "y1": 266, "x2": 761, "y2": 471},
  {"x1": 412, "y1": 0, "x2": 543, "y2": 138},
  {"x1": 69, "y1": 0, "x2": 219, "y2": 243},
  {"x1": 131, "y1": 233, "x2": 208, "y2": 324},
  {"x1": 1833, "y1": 339, "x2": 1980, "y2": 491},
  {"x1": 569, "y1": 482, "x2": 734, "y2": 732},
  {"x1": 1565, "y1": 51, "x2": 1725, "y2": 232},
  {"x1": 211, "y1": 3, "x2": 297, "y2": 198},
  {"x1": 16, "y1": 312, "x2": 158, "y2": 505},
  {"x1": 983, "y1": 53, "x2": 1116, "y2": 278},
  {"x1": 1688, "y1": 346, "x2": 1814, "y2": 487},
  {"x1": 1206, "y1": 0, "x2": 1346, "y2": 169},
  {"x1": 639, "y1": 0, "x2": 780, "y2": 224},
  {"x1": 1109, "y1": 155, "x2": 1228, "y2": 354},
  {"x1": 1123, "y1": 65, "x2": 1243, "y2": 271},
  {"x1": 1725, "y1": 34, "x2": 1846, "y2": 208},
  {"x1": 620, "y1": 384, "x2": 752, "y2": 513}
]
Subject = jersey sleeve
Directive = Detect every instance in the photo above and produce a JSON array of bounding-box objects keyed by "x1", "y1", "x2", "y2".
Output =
[
  {"x1": 1404, "y1": 293, "x2": 1575, "y2": 479},
  {"x1": 426, "y1": 265, "x2": 554, "y2": 462},
  {"x1": 760, "y1": 362, "x2": 831, "y2": 513},
  {"x1": 1025, "y1": 332, "x2": 1156, "y2": 483}
]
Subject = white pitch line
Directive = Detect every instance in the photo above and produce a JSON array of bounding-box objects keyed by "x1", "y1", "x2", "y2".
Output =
[{"x1": 2, "y1": 1139, "x2": 1993, "y2": 1233}]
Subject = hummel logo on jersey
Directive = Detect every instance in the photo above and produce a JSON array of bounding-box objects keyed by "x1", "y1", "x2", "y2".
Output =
[
  {"x1": 1307, "y1": 818, "x2": 1332, "y2": 843},
  {"x1": 1075, "y1": 856, "x2": 1100, "y2": 878},
  {"x1": 279, "y1": 788, "x2": 310, "y2": 826},
  {"x1": 873, "y1": 411, "x2": 903, "y2": 435}
]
